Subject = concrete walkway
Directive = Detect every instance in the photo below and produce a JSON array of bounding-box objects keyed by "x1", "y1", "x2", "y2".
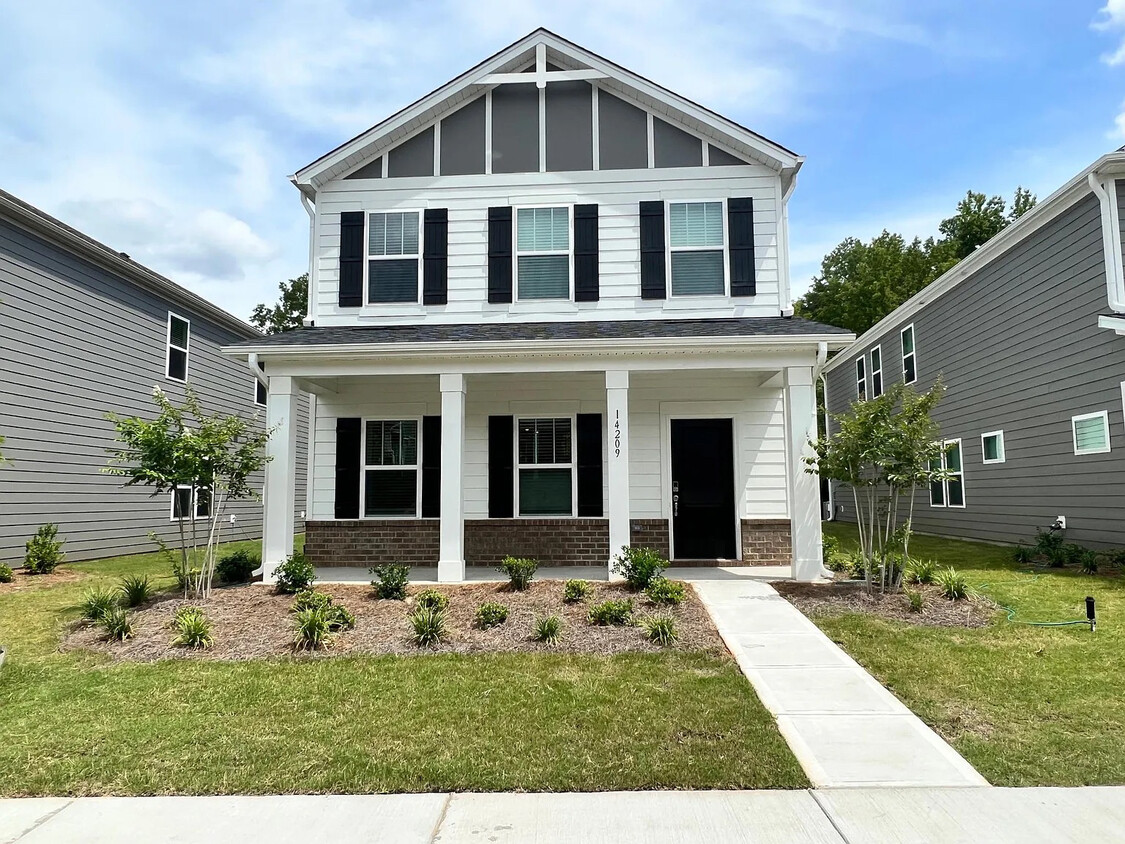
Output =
[
  {"x1": 4, "y1": 788, "x2": 1123, "y2": 843},
  {"x1": 688, "y1": 576, "x2": 988, "y2": 788}
]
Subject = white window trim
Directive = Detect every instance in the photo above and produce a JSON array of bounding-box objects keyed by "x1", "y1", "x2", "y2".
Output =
[
  {"x1": 165, "y1": 312, "x2": 190, "y2": 383},
  {"x1": 901, "y1": 323, "x2": 917, "y2": 385},
  {"x1": 513, "y1": 204, "x2": 574, "y2": 302},
  {"x1": 870, "y1": 345, "x2": 883, "y2": 398},
  {"x1": 364, "y1": 209, "x2": 424, "y2": 306},
  {"x1": 855, "y1": 357, "x2": 867, "y2": 401},
  {"x1": 981, "y1": 430, "x2": 1005, "y2": 464},
  {"x1": 360, "y1": 417, "x2": 423, "y2": 519},
  {"x1": 945, "y1": 438, "x2": 965, "y2": 508},
  {"x1": 514, "y1": 415, "x2": 578, "y2": 518},
  {"x1": 1072, "y1": 410, "x2": 1111, "y2": 456},
  {"x1": 169, "y1": 485, "x2": 210, "y2": 522},
  {"x1": 665, "y1": 199, "x2": 730, "y2": 298}
]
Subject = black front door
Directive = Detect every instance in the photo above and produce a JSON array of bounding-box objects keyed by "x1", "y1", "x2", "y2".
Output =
[{"x1": 670, "y1": 418, "x2": 737, "y2": 560}]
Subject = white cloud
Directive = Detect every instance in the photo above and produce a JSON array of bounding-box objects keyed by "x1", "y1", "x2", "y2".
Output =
[{"x1": 1094, "y1": 0, "x2": 1125, "y2": 65}]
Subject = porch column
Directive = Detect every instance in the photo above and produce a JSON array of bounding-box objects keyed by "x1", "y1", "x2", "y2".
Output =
[
  {"x1": 606, "y1": 370, "x2": 630, "y2": 576},
  {"x1": 262, "y1": 375, "x2": 298, "y2": 583},
  {"x1": 438, "y1": 373, "x2": 466, "y2": 582},
  {"x1": 785, "y1": 365, "x2": 823, "y2": 582}
]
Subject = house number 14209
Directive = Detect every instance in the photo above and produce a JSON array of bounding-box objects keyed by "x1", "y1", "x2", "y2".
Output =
[{"x1": 614, "y1": 410, "x2": 621, "y2": 457}]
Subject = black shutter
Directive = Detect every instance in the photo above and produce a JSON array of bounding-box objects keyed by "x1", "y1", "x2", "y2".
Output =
[
  {"x1": 639, "y1": 200, "x2": 666, "y2": 300},
  {"x1": 423, "y1": 208, "x2": 448, "y2": 305},
  {"x1": 488, "y1": 415, "x2": 514, "y2": 518},
  {"x1": 334, "y1": 418, "x2": 362, "y2": 519},
  {"x1": 339, "y1": 211, "x2": 365, "y2": 308},
  {"x1": 421, "y1": 415, "x2": 441, "y2": 517},
  {"x1": 487, "y1": 207, "x2": 513, "y2": 304},
  {"x1": 728, "y1": 197, "x2": 756, "y2": 297},
  {"x1": 574, "y1": 204, "x2": 599, "y2": 302},
  {"x1": 576, "y1": 413, "x2": 603, "y2": 517}
]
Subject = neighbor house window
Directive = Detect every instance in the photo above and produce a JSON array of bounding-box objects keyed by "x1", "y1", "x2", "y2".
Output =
[
  {"x1": 669, "y1": 201, "x2": 725, "y2": 295},
  {"x1": 254, "y1": 361, "x2": 267, "y2": 407},
  {"x1": 870, "y1": 346, "x2": 883, "y2": 398},
  {"x1": 363, "y1": 420, "x2": 419, "y2": 516},
  {"x1": 1072, "y1": 411, "x2": 1110, "y2": 455},
  {"x1": 981, "y1": 430, "x2": 1005, "y2": 464},
  {"x1": 166, "y1": 313, "x2": 189, "y2": 382},
  {"x1": 856, "y1": 357, "x2": 867, "y2": 401},
  {"x1": 516, "y1": 206, "x2": 570, "y2": 299},
  {"x1": 929, "y1": 439, "x2": 965, "y2": 508},
  {"x1": 170, "y1": 485, "x2": 210, "y2": 521},
  {"x1": 901, "y1": 324, "x2": 917, "y2": 385},
  {"x1": 517, "y1": 417, "x2": 574, "y2": 516},
  {"x1": 368, "y1": 211, "x2": 420, "y2": 303}
]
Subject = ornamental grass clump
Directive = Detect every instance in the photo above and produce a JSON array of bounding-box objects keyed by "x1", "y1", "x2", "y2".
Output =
[
  {"x1": 291, "y1": 589, "x2": 333, "y2": 614},
  {"x1": 119, "y1": 574, "x2": 153, "y2": 608},
  {"x1": 643, "y1": 615, "x2": 678, "y2": 647},
  {"x1": 370, "y1": 563, "x2": 410, "y2": 600},
  {"x1": 532, "y1": 614, "x2": 562, "y2": 645},
  {"x1": 903, "y1": 558, "x2": 937, "y2": 586},
  {"x1": 80, "y1": 588, "x2": 119, "y2": 622},
  {"x1": 474, "y1": 601, "x2": 509, "y2": 629},
  {"x1": 410, "y1": 605, "x2": 446, "y2": 647},
  {"x1": 171, "y1": 608, "x2": 213, "y2": 649},
  {"x1": 100, "y1": 607, "x2": 134, "y2": 641},
  {"x1": 498, "y1": 556, "x2": 538, "y2": 591},
  {"x1": 294, "y1": 607, "x2": 334, "y2": 650},
  {"x1": 906, "y1": 589, "x2": 926, "y2": 613},
  {"x1": 935, "y1": 567, "x2": 969, "y2": 601}
]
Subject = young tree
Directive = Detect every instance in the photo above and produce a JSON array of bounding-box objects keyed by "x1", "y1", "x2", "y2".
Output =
[
  {"x1": 251, "y1": 273, "x2": 307, "y2": 334},
  {"x1": 105, "y1": 386, "x2": 271, "y2": 599}
]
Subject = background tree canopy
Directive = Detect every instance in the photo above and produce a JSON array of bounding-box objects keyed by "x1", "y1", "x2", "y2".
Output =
[
  {"x1": 795, "y1": 188, "x2": 1036, "y2": 334},
  {"x1": 250, "y1": 273, "x2": 307, "y2": 335}
]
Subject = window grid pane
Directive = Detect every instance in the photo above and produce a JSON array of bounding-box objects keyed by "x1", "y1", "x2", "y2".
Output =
[
  {"x1": 364, "y1": 469, "x2": 417, "y2": 516},
  {"x1": 517, "y1": 207, "x2": 569, "y2": 252},
  {"x1": 670, "y1": 251, "x2": 724, "y2": 295},
  {"x1": 365, "y1": 420, "x2": 418, "y2": 467},
  {"x1": 369, "y1": 259, "x2": 418, "y2": 303},
  {"x1": 1075, "y1": 417, "x2": 1109, "y2": 453},
  {"x1": 169, "y1": 317, "x2": 189, "y2": 349},
  {"x1": 983, "y1": 436, "x2": 999, "y2": 461},
  {"x1": 518, "y1": 418, "x2": 572, "y2": 465},
  {"x1": 517, "y1": 255, "x2": 569, "y2": 299},
  {"x1": 519, "y1": 468, "x2": 572, "y2": 515},
  {"x1": 369, "y1": 212, "x2": 419, "y2": 257},
  {"x1": 669, "y1": 202, "x2": 724, "y2": 248}
]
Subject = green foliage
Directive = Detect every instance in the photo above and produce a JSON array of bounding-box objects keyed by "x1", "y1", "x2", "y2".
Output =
[
  {"x1": 474, "y1": 601, "x2": 509, "y2": 629},
  {"x1": 100, "y1": 607, "x2": 134, "y2": 641},
  {"x1": 410, "y1": 605, "x2": 446, "y2": 647},
  {"x1": 934, "y1": 567, "x2": 968, "y2": 601},
  {"x1": 497, "y1": 556, "x2": 538, "y2": 591},
  {"x1": 1078, "y1": 549, "x2": 1099, "y2": 576},
  {"x1": 370, "y1": 563, "x2": 409, "y2": 600},
  {"x1": 563, "y1": 579, "x2": 591, "y2": 603},
  {"x1": 612, "y1": 546, "x2": 667, "y2": 590},
  {"x1": 588, "y1": 599, "x2": 634, "y2": 626},
  {"x1": 151, "y1": 532, "x2": 199, "y2": 593},
  {"x1": 293, "y1": 607, "x2": 334, "y2": 650},
  {"x1": 645, "y1": 577, "x2": 686, "y2": 606},
  {"x1": 289, "y1": 590, "x2": 353, "y2": 632},
  {"x1": 250, "y1": 273, "x2": 308, "y2": 334},
  {"x1": 532, "y1": 614, "x2": 562, "y2": 645},
  {"x1": 172, "y1": 605, "x2": 204, "y2": 627},
  {"x1": 415, "y1": 588, "x2": 449, "y2": 612},
  {"x1": 903, "y1": 558, "x2": 936, "y2": 585},
  {"x1": 326, "y1": 604, "x2": 356, "y2": 632},
  {"x1": 171, "y1": 608, "x2": 213, "y2": 649},
  {"x1": 906, "y1": 589, "x2": 926, "y2": 613},
  {"x1": 25, "y1": 523, "x2": 65, "y2": 574},
  {"x1": 291, "y1": 589, "x2": 333, "y2": 614},
  {"x1": 1034, "y1": 529, "x2": 1064, "y2": 559},
  {"x1": 216, "y1": 550, "x2": 259, "y2": 584},
  {"x1": 79, "y1": 588, "x2": 119, "y2": 622},
  {"x1": 824, "y1": 550, "x2": 852, "y2": 573},
  {"x1": 0, "y1": 563, "x2": 12, "y2": 583},
  {"x1": 118, "y1": 574, "x2": 153, "y2": 607},
  {"x1": 275, "y1": 552, "x2": 314, "y2": 594},
  {"x1": 643, "y1": 615, "x2": 678, "y2": 646},
  {"x1": 1012, "y1": 545, "x2": 1034, "y2": 565}
]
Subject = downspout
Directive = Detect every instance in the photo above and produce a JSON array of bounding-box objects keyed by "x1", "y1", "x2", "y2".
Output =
[
  {"x1": 1087, "y1": 171, "x2": 1125, "y2": 313},
  {"x1": 779, "y1": 174, "x2": 798, "y2": 317},
  {"x1": 300, "y1": 192, "x2": 316, "y2": 325},
  {"x1": 248, "y1": 352, "x2": 267, "y2": 390},
  {"x1": 813, "y1": 342, "x2": 833, "y2": 522}
]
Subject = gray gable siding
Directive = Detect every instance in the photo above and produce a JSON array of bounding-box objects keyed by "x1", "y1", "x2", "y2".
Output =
[
  {"x1": 825, "y1": 191, "x2": 1125, "y2": 549},
  {"x1": 0, "y1": 219, "x2": 308, "y2": 565}
]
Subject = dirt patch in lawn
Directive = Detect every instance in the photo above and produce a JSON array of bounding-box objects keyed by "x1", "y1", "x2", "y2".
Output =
[
  {"x1": 774, "y1": 580, "x2": 996, "y2": 628},
  {"x1": 64, "y1": 580, "x2": 727, "y2": 662},
  {"x1": 0, "y1": 567, "x2": 84, "y2": 592}
]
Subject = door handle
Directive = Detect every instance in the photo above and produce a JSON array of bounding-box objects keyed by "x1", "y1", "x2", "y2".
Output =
[{"x1": 673, "y1": 493, "x2": 679, "y2": 518}]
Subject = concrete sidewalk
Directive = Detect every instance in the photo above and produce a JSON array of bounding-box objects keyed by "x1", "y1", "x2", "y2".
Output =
[{"x1": 4, "y1": 788, "x2": 1123, "y2": 843}]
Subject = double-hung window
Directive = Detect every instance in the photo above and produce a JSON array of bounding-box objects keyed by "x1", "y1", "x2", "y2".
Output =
[
  {"x1": 1072, "y1": 411, "x2": 1110, "y2": 455},
  {"x1": 254, "y1": 361, "x2": 267, "y2": 407},
  {"x1": 870, "y1": 347, "x2": 883, "y2": 398},
  {"x1": 368, "y1": 211, "x2": 420, "y2": 303},
  {"x1": 981, "y1": 430, "x2": 1005, "y2": 464},
  {"x1": 901, "y1": 324, "x2": 917, "y2": 384},
  {"x1": 171, "y1": 485, "x2": 209, "y2": 521},
  {"x1": 668, "y1": 201, "x2": 725, "y2": 295},
  {"x1": 929, "y1": 439, "x2": 965, "y2": 508},
  {"x1": 517, "y1": 417, "x2": 574, "y2": 516},
  {"x1": 516, "y1": 207, "x2": 570, "y2": 299},
  {"x1": 363, "y1": 420, "x2": 419, "y2": 516},
  {"x1": 856, "y1": 357, "x2": 867, "y2": 401},
  {"x1": 166, "y1": 313, "x2": 189, "y2": 381}
]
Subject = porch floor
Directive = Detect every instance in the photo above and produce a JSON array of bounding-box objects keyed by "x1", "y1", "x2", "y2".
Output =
[{"x1": 314, "y1": 565, "x2": 794, "y2": 584}]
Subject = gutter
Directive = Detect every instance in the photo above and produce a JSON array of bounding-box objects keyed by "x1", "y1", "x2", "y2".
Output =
[
  {"x1": 1087, "y1": 171, "x2": 1125, "y2": 314},
  {"x1": 300, "y1": 194, "x2": 316, "y2": 325}
]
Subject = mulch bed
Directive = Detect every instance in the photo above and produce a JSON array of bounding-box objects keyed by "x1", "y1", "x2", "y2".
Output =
[
  {"x1": 64, "y1": 580, "x2": 727, "y2": 662},
  {"x1": 774, "y1": 580, "x2": 996, "y2": 628},
  {"x1": 0, "y1": 567, "x2": 83, "y2": 592}
]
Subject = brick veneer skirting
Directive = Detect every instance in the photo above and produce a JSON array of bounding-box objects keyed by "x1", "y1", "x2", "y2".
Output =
[
  {"x1": 740, "y1": 518, "x2": 792, "y2": 566},
  {"x1": 629, "y1": 518, "x2": 670, "y2": 560},
  {"x1": 464, "y1": 519, "x2": 609, "y2": 567},
  {"x1": 304, "y1": 520, "x2": 439, "y2": 567}
]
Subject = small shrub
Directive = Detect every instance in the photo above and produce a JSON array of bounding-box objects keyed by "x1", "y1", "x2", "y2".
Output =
[
  {"x1": 293, "y1": 607, "x2": 334, "y2": 650},
  {"x1": 370, "y1": 563, "x2": 410, "y2": 600},
  {"x1": 588, "y1": 598, "x2": 634, "y2": 626},
  {"x1": 498, "y1": 556, "x2": 538, "y2": 591},
  {"x1": 216, "y1": 550, "x2": 259, "y2": 584},
  {"x1": 824, "y1": 553, "x2": 851, "y2": 574},
  {"x1": 612, "y1": 546, "x2": 666, "y2": 590},
  {"x1": 935, "y1": 567, "x2": 969, "y2": 601},
  {"x1": 903, "y1": 558, "x2": 936, "y2": 585},
  {"x1": 1109, "y1": 549, "x2": 1125, "y2": 572},
  {"x1": 475, "y1": 601, "x2": 509, "y2": 629},
  {"x1": 275, "y1": 551, "x2": 315, "y2": 594},
  {"x1": 822, "y1": 534, "x2": 841, "y2": 563},
  {"x1": 1012, "y1": 544, "x2": 1034, "y2": 565},
  {"x1": 1035, "y1": 528, "x2": 1064, "y2": 558},
  {"x1": 326, "y1": 604, "x2": 356, "y2": 632},
  {"x1": 0, "y1": 564, "x2": 12, "y2": 583},
  {"x1": 415, "y1": 588, "x2": 449, "y2": 612},
  {"x1": 25, "y1": 523, "x2": 64, "y2": 574},
  {"x1": 100, "y1": 607, "x2": 134, "y2": 641},
  {"x1": 563, "y1": 579, "x2": 591, "y2": 603},
  {"x1": 532, "y1": 614, "x2": 562, "y2": 645},
  {"x1": 410, "y1": 605, "x2": 446, "y2": 647},
  {"x1": 906, "y1": 589, "x2": 926, "y2": 613},
  {"x1": 119, "y1": 574, "x2": 153, "y2": 608},
  {"x1": 1078, "y1": 548, "x2": 1099, "y2": 575},
  {"x1": 80, "y1": 588, "x2": 119, "y2": 622},
  {"x1": 172, "y1": 608, "x2": 213, "y2": 649},
  {"x1": 645, "y1": 577, "x2": 686, "y2": 606},
  {"x1": 172, "y1": 605, "x2": 204, "y2": 628},
  {"x1": 291, "y1": 589, "x2": 333, "y2": 613},
  {"x1": 643, "y1": 615, "x2": 678, "y2": 646}
]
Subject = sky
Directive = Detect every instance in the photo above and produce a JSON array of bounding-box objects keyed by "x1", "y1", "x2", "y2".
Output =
[{"x1": 2, "y1": 0, "x2": 1125, "y2": 323}]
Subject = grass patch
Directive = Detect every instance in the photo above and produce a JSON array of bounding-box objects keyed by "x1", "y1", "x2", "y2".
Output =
[{"x1": 819, "y1": 523, "x2": 1125, "y2": 786}]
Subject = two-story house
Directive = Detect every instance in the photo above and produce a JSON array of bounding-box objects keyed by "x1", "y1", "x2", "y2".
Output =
[{"x1": 229, "y1": 29, "x2": 853, "y2": 583}]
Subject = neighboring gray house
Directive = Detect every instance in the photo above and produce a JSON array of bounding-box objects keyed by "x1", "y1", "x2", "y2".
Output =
[
  {"x1": 823, "y1": 150, "x2": 1125, "y2": 549},
  {"x1": 0, "y1": 189, "x2": 307, "y2": 564}
]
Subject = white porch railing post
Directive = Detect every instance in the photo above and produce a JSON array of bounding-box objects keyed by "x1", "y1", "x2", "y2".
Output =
[
  {"x1": 262, "y1": 375, "x2": 298, "y2": 583},
  {"x1": 605, "y1": 370, "x2": 630, "y2": 577},
  {"x1": 785, "y1": 365, "x2": 823, "y2": 582},
  {"x1": 438, "y1": 373, "x2": 466, "y2": 582}
]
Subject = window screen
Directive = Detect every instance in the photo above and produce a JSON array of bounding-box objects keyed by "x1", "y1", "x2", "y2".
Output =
[
  {"x1": 368, "y1": 212, "x2": 420, "y2": 303},
  {"x1": 517, "y1": 207, "x2": 570, "y2": 299},
  {"x1": 669, "y1": 202, "x2": 724, "y2": 295}
]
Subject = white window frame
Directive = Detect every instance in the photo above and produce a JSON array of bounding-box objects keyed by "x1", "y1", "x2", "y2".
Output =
[
  {"x1": 901, "y1": 323, "x2": 917, "y2": 385},
  {"x1": 929, "y1": 438, "x2": 965, "y2": 509},
  {"x1": 1072, "y1": 411, "x2": 1111, "y2": 456},
  {"x1": 169, "y1": 485, "x2": 210, "y2": 521},
  {"x1": 513, "y1": 204, "x2": 574, "y2": 302},
  {"x1": 364, "y1": 209, "x2": 423, "y2": 305},
  {"x1": 856, "y1": 356, "x2": 867, "y2": 401},
  {"x1": 360, "y1": 417, "x2": 423, "y2": 519},
  {"x1": 165, "y1": 312, "x2": 190, "y2": 382},
  {"x1": 665, "y1": 199, "x2": 730, "y2": 298},
  {"x1": 253, "y1": 361, "x2": 267, "y2": 407},
  {"x1": 981, "y1": 430, "x2": 1005, "y2": 464},
  {"x1": 514, "y1": 415, "x2": 578, "y2": 518},
  {"x1": 870, "y1": 345, "x2": 883, "y2": 398}
]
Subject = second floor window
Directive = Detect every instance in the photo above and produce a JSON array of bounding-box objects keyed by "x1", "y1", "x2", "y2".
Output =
[
  {"x1": 166, "y1": 313, "x2": 189, "y2": 382},
  {"x1": 856, "y1": 356, "x2": 866, "y2": 401},
  {"x1": 870, "y1": 347, "x2": 883, "y2": 397},
  {"x1": 368, "y1": 211, "x2": 420, "y2": 303},
  {"x1": 517, "y1": 207, "x2": 570, "y2": 299},
  {"x1": 669, "y1": 201, "x2": 724, "y2": 295}
]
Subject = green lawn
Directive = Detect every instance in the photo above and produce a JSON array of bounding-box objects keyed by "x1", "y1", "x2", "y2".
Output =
[
  {"x1": 820, "y1": 522, "x2": 1125, "y2": 786},
  {"x1": 0, "y1": 540, "x2": 805, "y2": 795}
]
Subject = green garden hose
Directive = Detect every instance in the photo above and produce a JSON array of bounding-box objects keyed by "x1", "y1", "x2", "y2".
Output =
[{"x1": 976, "y1": 571, "x2": 1091, "y2": 628}]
